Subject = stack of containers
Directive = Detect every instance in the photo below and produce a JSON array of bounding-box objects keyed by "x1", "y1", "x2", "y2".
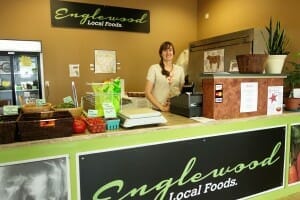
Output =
[{"x1": 82, "y1": 78, "x2": 121, "y2": 132}]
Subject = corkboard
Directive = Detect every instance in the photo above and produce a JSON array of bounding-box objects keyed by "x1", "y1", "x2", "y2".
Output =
[{"x1": 202, "y1": 76, "x2": 284, "y2": 119}]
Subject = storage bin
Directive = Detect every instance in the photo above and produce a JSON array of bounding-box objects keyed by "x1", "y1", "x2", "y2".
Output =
[
  {"x1": 84, "y1": 117, "x2": 106, "y2": 133},
  {"x1": 106, "y1": 118, "x2": 120, "y2": 130},
  {"x1": 17, "y1": 111, "x2": 73, "y2": 141},
  {"x1": 52, "y1": 106, "x2": 83, "y2": 118},
  {"x1": 21, "y1": 103, "x2": 52, "y2": 113},
  {"x1": 236, "y1": 54, "x2": 267, "y2": 73},
  {"x1": 0, "y1": 114, "x2": 18, "y2": 144}
]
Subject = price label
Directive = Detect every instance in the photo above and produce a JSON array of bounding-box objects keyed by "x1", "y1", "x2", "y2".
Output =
[
  {"x1": 87, "y1": 109, "x2": 99, "y2": 117},
  {"x1": 36, "y1": 99, "x2": 46, "y2": 106},
  {"x1": 3, "y1": 105, "x2": 19, "y2": 115},
  {"x1": 102, "y1": 102, "x2": 116, "y2": 118},
  {"x1": 63, "y1": 96, "x2": 74, "y2": 104}
]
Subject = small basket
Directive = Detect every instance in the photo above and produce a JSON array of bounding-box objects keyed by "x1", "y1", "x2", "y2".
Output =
[
  {"x1": 52, "y1": 106, "x2": 83, "y2": 118},
  {"x1": 21, "y1": 103, "x2": 52, "y2": 113},
  {"x1": 84, "y1": 117, "x2": 106, "y2": 133},
  {"x1": 236, "y1": 54, "x2": 267, "y2": 73},
  {"x1": 106, "y1": 118, "x2": 120, "y2": 130},
  {"x1": 0, "y1": 114, "x2": 19, "y2": 144}
]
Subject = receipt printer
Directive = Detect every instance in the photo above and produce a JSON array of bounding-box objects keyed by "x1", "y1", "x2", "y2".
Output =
[{"x1": 170, "y1": 93, "x2": 202, "y2": 118}]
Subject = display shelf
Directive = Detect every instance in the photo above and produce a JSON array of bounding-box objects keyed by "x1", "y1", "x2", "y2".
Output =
[
  {"x1": 0, "y1": 89, "x2": 12, "y2": 92},
  {"x1": 15, "y1": 89, "x2": 39, "y2": 92},
  {"x1": 201, "y1": 72, "x2": 287, "y2": 79},
  {"x1": 0, "y1": 40, "x2": 44, "y2": 106},
  {"x1": 13, "y1": 72, "x2": 38, "y2": 75}
]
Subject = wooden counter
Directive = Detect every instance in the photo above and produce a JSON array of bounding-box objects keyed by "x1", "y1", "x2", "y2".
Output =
[
  {"x1": 0, "y1": 112, "x2": 300, "y2": 200},
  {"x1": 0, "y1": 111, "x2": 296, "y2": 149},
  {"x1": 0, "y1": 112, "x2": 197, "y2": 149},
  {"x1": 201, "y1": 73, "x2": 286, "y2": 119}
]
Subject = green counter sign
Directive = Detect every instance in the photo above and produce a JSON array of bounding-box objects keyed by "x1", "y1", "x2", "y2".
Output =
[
  {"x1": 77, "y1": 126, "x2": 286, "y2": 199},
  {"x1": 50, "y1": 0, "x2": 150, "y2": 33}
]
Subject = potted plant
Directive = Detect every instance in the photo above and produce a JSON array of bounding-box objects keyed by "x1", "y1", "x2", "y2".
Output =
[
  {"x1": 262, "y1": 17, "x2": 289, "y2": 74},
  {"x1": 284, "y1": 52, "x2": 300, "y2": 111}
]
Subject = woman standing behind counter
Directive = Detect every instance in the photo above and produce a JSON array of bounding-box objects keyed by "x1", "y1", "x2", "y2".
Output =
[{"x1": 145, "y1": 41, "x2": 185, "y2": 112}]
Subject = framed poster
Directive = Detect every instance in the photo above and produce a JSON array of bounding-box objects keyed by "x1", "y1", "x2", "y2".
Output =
[
  {"x1": 0, "y1": 155, "x2": 70, "y2": 200},
  {"x1": 204, "y1": 49, "x2": 225, "y2": 73},
  {"x1": 94, "y1": 50, "x2": 116, "y2": 73},
  {"x1": 267, "y1": 86, "x2": 284, "y2": 115},
  {"x1": 69, "y1": 64, "x2": 80, "y2": 77}
]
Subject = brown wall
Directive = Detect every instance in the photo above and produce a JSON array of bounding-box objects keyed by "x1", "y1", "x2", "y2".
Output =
[
  {"x1": 4, "y1": 0, "x2": 300, "y2": 105},
  {"x1": 0, "y1": 0, "x2": 198, "y2": 104},
  {"x1": 197, "y1": 0, "x2": 300, "y2": 55}
]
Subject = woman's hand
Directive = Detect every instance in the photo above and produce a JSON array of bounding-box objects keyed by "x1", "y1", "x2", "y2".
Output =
[{"x1": 159, "y1": 102, "x2": 170, "y2": 112}]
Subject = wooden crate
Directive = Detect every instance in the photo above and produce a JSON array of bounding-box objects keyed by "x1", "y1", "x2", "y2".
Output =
[
  {"x1": 0, "y1": 115, "x2": 18, "y2": 144},
  {"x1": 17, "y1": 111, "x2": 73, "y2": 141}
]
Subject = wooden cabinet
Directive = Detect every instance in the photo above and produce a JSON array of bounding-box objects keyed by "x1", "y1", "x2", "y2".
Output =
[{"x1": 202, "y1": 74, "x2": 286, "y2": 119}]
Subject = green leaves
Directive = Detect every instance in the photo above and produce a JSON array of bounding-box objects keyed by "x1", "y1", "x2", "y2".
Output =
[
  {"x1": 263, "y1": 17, "x2": 289, "y2": 55},
  {"x1": 285, "y1": 53, "x2": 300, "y2": 93}
]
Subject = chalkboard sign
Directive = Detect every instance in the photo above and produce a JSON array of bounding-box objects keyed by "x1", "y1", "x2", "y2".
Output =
[
  {"x1": 50, "y1": 0, "x2": 150, "y2": 33},
  {"x1": 77, "y1": 126, "x2": 286, "y2": 200}
]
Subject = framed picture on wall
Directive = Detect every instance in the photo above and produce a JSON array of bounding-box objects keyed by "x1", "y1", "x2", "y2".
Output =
[
  {"x1": 203, "y1": 49, "x2": 225, "y2": 73},
  {"x1": 94, "y1": 49, "x2": 117, "y2": 73}
]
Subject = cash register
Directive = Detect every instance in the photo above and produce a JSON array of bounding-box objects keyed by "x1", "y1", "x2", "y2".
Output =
[{"x1": 169, "y1": 83, "x2": 202, "y2": 118}]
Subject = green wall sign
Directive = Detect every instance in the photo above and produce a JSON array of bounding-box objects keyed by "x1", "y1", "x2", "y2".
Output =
[{"x1": 50, "y1": 0, "x2": 150, "y2": 33}]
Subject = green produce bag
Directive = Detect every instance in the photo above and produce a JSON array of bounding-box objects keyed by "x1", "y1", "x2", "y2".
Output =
[{"x1": 91, "y1": 78, "x2": 121, "y2": 116}]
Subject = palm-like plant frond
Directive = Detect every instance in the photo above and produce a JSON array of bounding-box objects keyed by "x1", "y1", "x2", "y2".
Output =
[{"x1": 263, "y1": 17, "x2": 289, "y2": 55}]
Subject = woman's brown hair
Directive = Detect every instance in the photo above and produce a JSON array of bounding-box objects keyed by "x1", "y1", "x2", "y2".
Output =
[{"x1": 159, "y1": 41, "x2": 175, "y2": 77}]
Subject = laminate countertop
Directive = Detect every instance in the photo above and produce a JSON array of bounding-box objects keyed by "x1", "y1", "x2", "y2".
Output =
[{"x1": 1, "y1": 111, "x2": 299, "y2": 149}]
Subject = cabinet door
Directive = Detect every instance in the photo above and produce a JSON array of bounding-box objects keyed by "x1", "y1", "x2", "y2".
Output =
[
  {"x1": 0, "y1": 55, "x2": 13, "y2": 105},
  {"x1": 13, "y1": 54, "x2": 41, "y2": 105}
]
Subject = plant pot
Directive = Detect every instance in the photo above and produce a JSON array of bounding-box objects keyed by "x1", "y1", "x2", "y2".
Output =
[
  {"x1": 236, "y1": 54, "x2": 267, "y2": 73},
  {"x1": 265, "y1": 55, "x2": 287, "y2": 74},
  {"x1": 284, "y1": 97, "x2": 300, "y2": 111}
]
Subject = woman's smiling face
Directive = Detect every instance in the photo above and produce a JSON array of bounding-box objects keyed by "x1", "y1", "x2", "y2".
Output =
[{"x1": 161, "y1": 46, "x2": 174, "y2": 62}]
